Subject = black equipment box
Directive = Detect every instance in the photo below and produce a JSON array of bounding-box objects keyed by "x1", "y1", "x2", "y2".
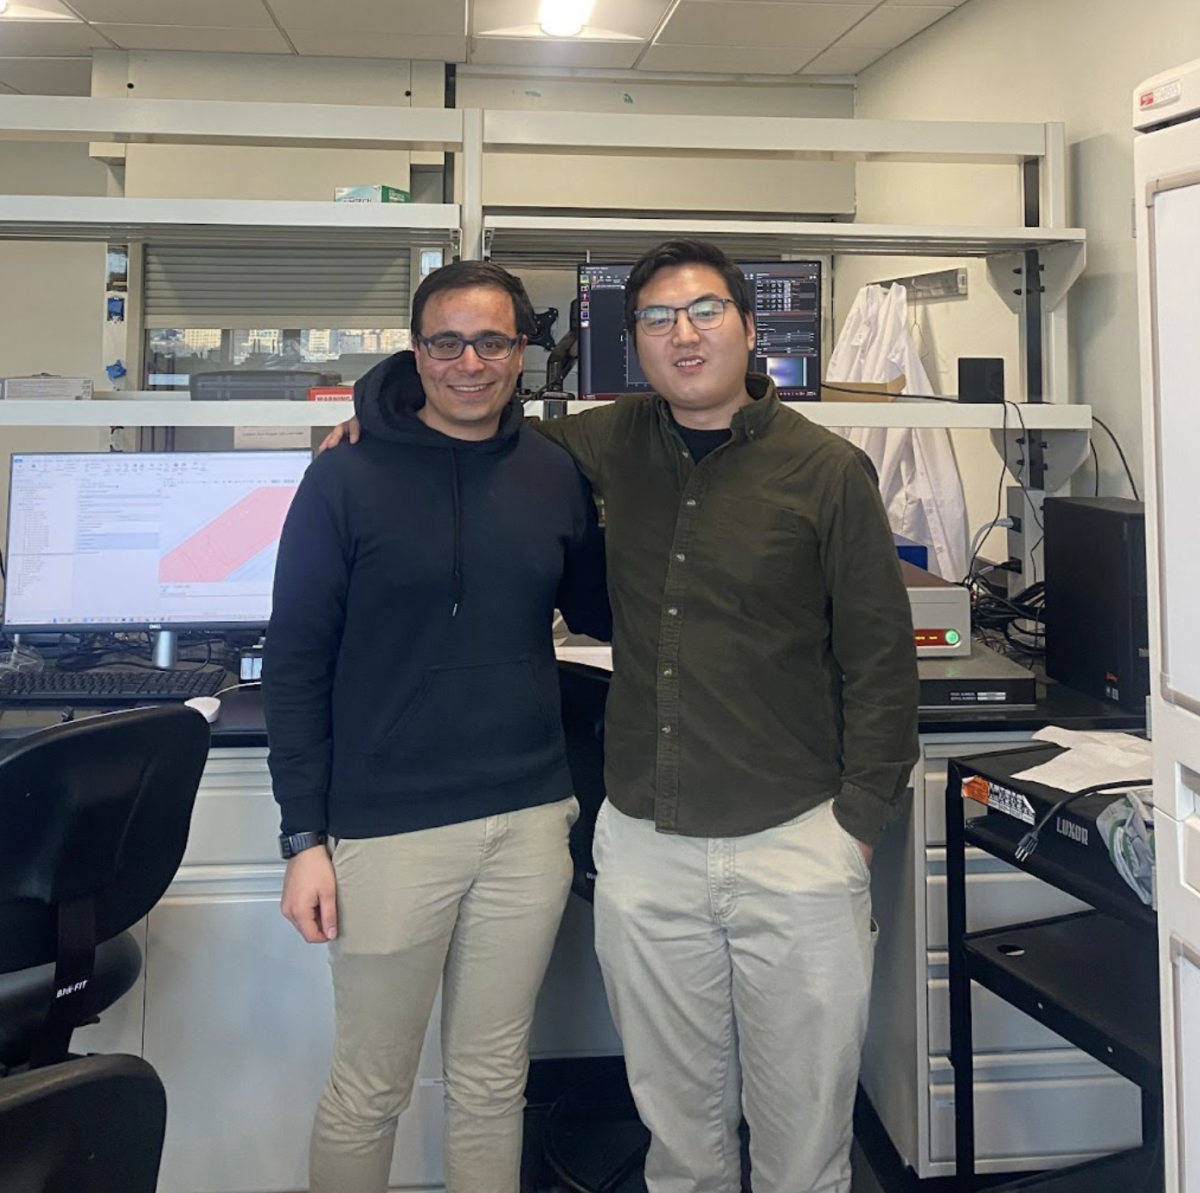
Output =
[{"x1": 1044, "y1": 496, "x2": 1148, "y2": 712}]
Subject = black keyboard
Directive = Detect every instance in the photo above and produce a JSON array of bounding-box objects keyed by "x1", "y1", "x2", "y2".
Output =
[{"x1": 0, "y1": 667, "x2": 225, "y2": 706}]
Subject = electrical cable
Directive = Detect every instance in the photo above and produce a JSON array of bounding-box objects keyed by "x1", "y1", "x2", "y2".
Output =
[
  {"x1": 1092, "y1": 415, "x2": 1141, "y2": 501},
  {"x1": 1088, "y1": 439, "x2": 1101, "y2": 496},
  {"x1": 960, "y1": 399, "x2": 1011, "y2": 586},
  {"x1": 1014, "y1": 777, "x2": 1152, "y2": 862}
]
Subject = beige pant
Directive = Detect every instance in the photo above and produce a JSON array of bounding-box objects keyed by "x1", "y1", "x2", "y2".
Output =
[
  {"x1": 308, "y1": 797, "x2": 577, "y2": 1193},
  {"x1": 593, "y1": 798, "x2": 876, "y2": 1193}
]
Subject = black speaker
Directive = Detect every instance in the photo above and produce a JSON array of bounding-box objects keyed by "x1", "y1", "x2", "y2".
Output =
[
  {"x1": 957, "y1": 357, "x2": 1005, "y2": 403},
  {"x1": 1044, "y1": 496, "x2": 1148, "y2": 711}
]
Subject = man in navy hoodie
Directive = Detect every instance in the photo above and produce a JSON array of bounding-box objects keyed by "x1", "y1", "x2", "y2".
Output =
[{"x1": 263, "y1": 261, "x2": 610, "y2": 1193}]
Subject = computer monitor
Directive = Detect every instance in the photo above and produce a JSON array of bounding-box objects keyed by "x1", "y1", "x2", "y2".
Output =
[
  {"x1": 577, "y1": 259, "x2": 822, "y2": 401},
  {"x1": 3, "y1": 449, "x2": 311, "y2": 662}
]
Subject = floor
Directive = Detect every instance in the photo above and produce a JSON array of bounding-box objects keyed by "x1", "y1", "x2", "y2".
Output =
[{"x1": 521, "y1": 1105, "x2": 887, "y2": 1193}]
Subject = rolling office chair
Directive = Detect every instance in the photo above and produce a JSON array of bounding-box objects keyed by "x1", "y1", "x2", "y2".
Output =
[
  {"x1": 0, "y1": 704, "x2": 210, "y2": 1071},
  {"x1": 0, "y1": 1053, "x2": 166, "y2": 1193}
]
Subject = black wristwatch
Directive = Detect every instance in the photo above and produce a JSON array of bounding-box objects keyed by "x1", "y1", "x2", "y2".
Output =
[{"x1": 279, "y1": 831, "x2": 327, "y2": 860}]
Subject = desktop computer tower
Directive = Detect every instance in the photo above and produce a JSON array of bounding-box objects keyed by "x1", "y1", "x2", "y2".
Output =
[{"x1": 1043, "y1": 496, "x2": 1149, "y2": 711}]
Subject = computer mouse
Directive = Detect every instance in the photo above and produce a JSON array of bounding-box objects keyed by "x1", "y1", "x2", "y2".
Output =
[{"x1": 184, "y1": 696, "x2": 222, "y2": 724}]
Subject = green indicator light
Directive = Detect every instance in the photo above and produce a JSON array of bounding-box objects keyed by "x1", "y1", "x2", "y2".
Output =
[{"x1": 945, "y1": 630, "x2": 961, "y2": 646}]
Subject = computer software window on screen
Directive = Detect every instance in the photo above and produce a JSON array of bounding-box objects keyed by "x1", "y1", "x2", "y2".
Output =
[{"x1": 3, "y1": 450, "x2": 311, "y2": 632}]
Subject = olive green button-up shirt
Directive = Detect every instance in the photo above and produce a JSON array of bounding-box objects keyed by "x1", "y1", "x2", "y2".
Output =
[{"x1": 538, "y1": 375, "x2": 919, "y2": 847}]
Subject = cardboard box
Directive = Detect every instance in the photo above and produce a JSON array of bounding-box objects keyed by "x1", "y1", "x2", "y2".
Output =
[
  {"x1": 819, "y1": 375, "x2": 905, "y2": 402},
  {"x1": 1, "y1": 375, "x2": 93, "y2": 400},
  {"x1": 308, "y1": 386, "x2": 355, "y2": 402},
  {"x1": 334, "y1": 185, "x2": 411, "y2": 204}
]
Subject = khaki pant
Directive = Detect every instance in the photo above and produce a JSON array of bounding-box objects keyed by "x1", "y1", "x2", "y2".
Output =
[
  {"x1": 309, "y1": 797, "x2": 577, "y2": 1193},
  {"x1": 593, "y1": 798, "x2": 876, "y2": 1193}
]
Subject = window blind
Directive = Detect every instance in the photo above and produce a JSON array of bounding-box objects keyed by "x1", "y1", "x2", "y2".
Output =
[{"x1": 143, "y1": 245, "x2": 412, "y2": 329}]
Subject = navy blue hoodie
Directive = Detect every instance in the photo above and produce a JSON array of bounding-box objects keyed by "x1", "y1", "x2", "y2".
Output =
[{"x1": 264, "y1": 351, "x2": 610, "y2": 838}]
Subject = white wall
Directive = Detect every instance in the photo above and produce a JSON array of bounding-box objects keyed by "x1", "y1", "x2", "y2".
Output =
[
  {"x1": 845, "y1": 0, "x2": 1200, "y2": 544},
  {"x1": 0, "y1": 141, "x2": 109, "y2": 555},
  {"x1": 459, "y1": 72, "x2": 855, "y2": 214}
]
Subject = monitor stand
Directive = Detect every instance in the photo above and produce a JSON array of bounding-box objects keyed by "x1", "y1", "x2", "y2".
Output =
[{"x1": 151, "y1": 630, "x2": 179, "y2": 670}]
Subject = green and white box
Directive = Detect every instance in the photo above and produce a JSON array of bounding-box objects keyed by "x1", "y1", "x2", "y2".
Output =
[{"x1": 334, "y1": 185, "x2": 411, "y2": 203}]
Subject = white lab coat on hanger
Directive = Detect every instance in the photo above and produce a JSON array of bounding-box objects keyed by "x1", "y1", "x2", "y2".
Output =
[{"x1": 825, "y1": 283, "x2": 968, "y2": 582}]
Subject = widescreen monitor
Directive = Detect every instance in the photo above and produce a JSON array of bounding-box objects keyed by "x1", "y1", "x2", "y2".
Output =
[
  {"x1": 577, "y1": 259, "x2": 822, "y2": 401},
  {"x1": 2, "y1": 449, "x2": 311, "y2": 634}
]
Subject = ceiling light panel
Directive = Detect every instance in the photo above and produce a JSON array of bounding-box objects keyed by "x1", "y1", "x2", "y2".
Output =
[
  {"x1": 92, "y1": 24, "x2": 293, "y2": 52},
  {"x1": 0, "y1": 0, "x2": 78, "y2": 19},
  {"x1": 472, "y1": 0, "x2": 667, "y2": 39},
  {"x1": 267, "y1": 0, "x2": 467, "y2": 38},
  {"x1": 64, "y1": 0, "x2": 277, "y2": 27},
  {"x1": 657, "y1": 2, "x2": 872, "y2": 50}
]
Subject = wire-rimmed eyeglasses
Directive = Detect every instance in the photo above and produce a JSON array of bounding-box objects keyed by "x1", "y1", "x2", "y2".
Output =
[{"x1": 632, "y1": 297, "x2": 735, "y2": 336}]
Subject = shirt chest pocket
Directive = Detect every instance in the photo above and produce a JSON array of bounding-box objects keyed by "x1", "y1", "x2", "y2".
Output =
[{"x1": 703, "y1": 496, "x2": 822, "y2": 607}]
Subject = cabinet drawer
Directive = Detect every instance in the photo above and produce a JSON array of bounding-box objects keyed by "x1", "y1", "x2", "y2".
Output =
[
  {"x1": 925, "y1": 871, "x2": 1090, "y2": 950},
  {"x1": 927, "y1": 976, "x2": 1077, "y2": 1055},
  {"x1": 928, "y1": 1071, "x2": 1142, "y2": 1164},
  {"x1": 183, "y1": 748, "x2": 279, "y2": 867}
]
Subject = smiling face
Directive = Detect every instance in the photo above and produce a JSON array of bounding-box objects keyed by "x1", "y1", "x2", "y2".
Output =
[
  {"x1": 413, "y1": 285, "x2": 526, "y2": 441},
  {"x1": 631, "y1": 263, "x2": 756, "y2": 430}
]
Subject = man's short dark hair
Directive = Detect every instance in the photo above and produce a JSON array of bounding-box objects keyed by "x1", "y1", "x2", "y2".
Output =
[
  {"x1": 623, "y1": 239, "x2": 753, "y2": 335},
  {"x1": 411, "y1": 260, "x2": 536, "y2": 339}
]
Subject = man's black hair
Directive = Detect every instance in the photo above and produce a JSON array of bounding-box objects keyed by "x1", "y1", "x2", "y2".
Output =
[
  {"x1": 623, "y1": 239, "x2": 753, "y2": 335},
  {"x1": 411, "y1": 260, "x2": 536, "y2": 338}
]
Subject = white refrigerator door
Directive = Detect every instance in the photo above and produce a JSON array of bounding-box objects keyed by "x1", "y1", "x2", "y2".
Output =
[{"x1": 1136, "y1": 103, "x2": 1200, "y2": 1193}]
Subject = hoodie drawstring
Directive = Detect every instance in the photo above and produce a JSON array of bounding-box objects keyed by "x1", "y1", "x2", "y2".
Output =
[{"x1": 450, "y1": 449, "x2": 463, "y2": 618}]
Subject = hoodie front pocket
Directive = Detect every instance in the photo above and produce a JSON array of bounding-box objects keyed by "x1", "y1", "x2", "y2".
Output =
[{"x1": 365, "y1": 658, "x2": 559, "y2": 799}]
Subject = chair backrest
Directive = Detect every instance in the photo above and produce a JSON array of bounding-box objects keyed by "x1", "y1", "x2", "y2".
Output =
[
  {"x1": 557, "y1": 662, "x2": 609, "y2": 902},
  {"x1": 0, "y1": 704, "x2": 211, "y2": 974},
  {"x1": 0, "y1": 1053, "x2": 166, "y2": 1193}
]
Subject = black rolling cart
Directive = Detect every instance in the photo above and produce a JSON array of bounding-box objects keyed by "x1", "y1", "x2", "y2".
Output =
[{"x1": 945, "y1": 743, "x2": 1163, "y2": 1192}]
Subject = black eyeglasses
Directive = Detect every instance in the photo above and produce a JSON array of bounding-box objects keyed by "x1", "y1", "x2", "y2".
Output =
[
  {"x1": 632, "y1": 297, "x2": 735, "y2": 336},
  {"x1": 415, "y1": 333, "x2": 522, "y2": 361}
]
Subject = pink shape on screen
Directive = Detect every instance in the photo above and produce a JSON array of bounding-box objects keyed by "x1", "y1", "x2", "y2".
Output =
[{"x1": 159, "y1": 485, "x2": 296, "y2": 583}]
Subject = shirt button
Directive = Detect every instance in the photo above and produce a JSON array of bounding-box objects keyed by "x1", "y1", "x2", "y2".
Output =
[
  {"x1": 685, "y1": 498, "x2": 697, "y2": 507},
  {"x1": 667, "y1": 607, "x2": 678, "y2": 616},
  {"x1": 663, "y1": 668, "x2": 673, "y2": 677},
  {"x1": 681, "y1": 450, "x2": 690, "y2": 458},
  {"x1": 661, "y1": 726, "x2": 672, "y2": 735},
  {"x1": 675, "y1": 553, "x2": 686, "y2": 562}
]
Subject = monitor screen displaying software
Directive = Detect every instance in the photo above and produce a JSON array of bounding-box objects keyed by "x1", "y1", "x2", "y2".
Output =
[
  {"x1": 2, "y1": 450, "x2": 312, "y2": 633},
  {"x1": 577, "y1": 260, "x2": 822, "y2": 401}
]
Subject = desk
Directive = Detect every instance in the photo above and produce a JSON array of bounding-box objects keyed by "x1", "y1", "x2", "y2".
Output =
[
  {"x1": 944, "y1": 745, "x2": 1161, "y2": 1192},
  {"x1": 0, "y1": 673, "x2": 1145, "y2": 1193}
]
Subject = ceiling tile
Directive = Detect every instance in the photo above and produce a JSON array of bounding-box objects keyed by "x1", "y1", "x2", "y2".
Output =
[
  {"x1": 66, "y1": 0, "x2": 277, "y2": 27},
  {"x1": 285, "y1": 29, "x2": 468, "y2": 60},
  {"x1": 0, "y1": 1, "x2": 77, "y2": 18},
  {"x1": 92, "y1": 24, "x2": 293, "y2": 53},
  {"x1": 0, "y1": 56, "x2": 93, "y2": 93},
  {"x1": 472, "y1": 0, "x2": 670, "y2": 39},
  {"x1": 0, "y1": 20, "x2": 112, "y2": 54},
  {"x1": 833, "y1": 4, "x2": 950, "y2": 47},
  {"x1": 468, "y1": 37, "x2": 642, "y2": 68},
  {"x1": 657, "y1": 2, "x2": 872, "y2": 50},
  {"x1": 267, "y1": 0, "x2": 466, "y2": 38},
  {"x1": 638, "y1": 43, "x2": 805, "y2": 73},
  {"x1": 797, "y1": 43, "x2": 888, "y2": 73}
]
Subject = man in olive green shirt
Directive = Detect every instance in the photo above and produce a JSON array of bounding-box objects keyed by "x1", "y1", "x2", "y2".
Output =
[{"x1": 336, "y1": 240, "x2": 919, "y2": 1193}]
